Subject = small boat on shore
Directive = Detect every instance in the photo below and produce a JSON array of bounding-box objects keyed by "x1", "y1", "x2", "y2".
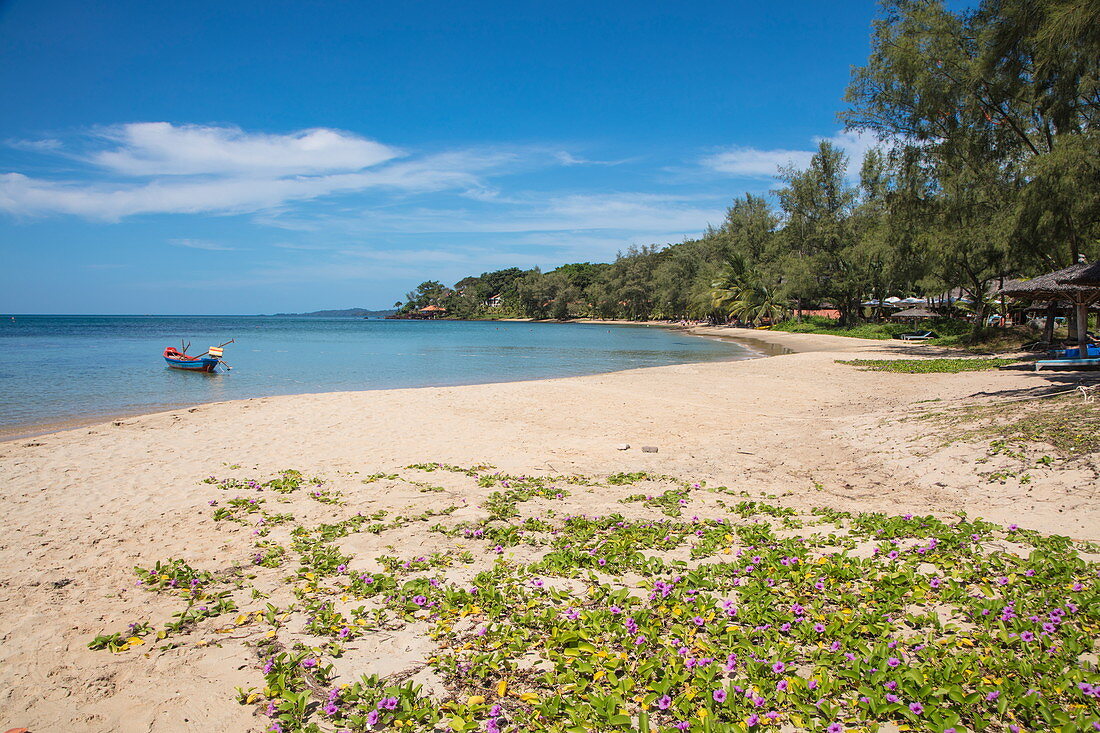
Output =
[{"x1": 163, "y1": 340, "x2": 233, "y2": 372}]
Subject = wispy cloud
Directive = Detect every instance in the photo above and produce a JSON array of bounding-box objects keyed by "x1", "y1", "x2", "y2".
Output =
[
  {"x1": 170, "y1": 238, "x2": 238, "y2": 251},
  {"x1": 90, "y1": 122, "x2": 401, "y2": 176},
  {"x1": 702, "y1": 129, "x2": 880, "y2": 179},
  {"x1": 6, "y1": 137, "x2": 63, "y2": 152},
  {"x1": 0, "y1": 149, "x2": 517, "y2": 221},
  {"x1": 297, "y1": 192, "x2": 726, "y2": 236},
  {"x1": 553, "y1": 151, "x2": 633, "y2": 167},
  {"x1": 0, "y1": 124, "x2": 532, "y2": 220},
  {"x1": 702, "y1": 147, "x2": 814, "y2": 177}
]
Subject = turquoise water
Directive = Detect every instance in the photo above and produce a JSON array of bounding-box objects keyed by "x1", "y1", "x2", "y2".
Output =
[{"x1": 0, "y1": 316, "x2": 753, "y2": 432}]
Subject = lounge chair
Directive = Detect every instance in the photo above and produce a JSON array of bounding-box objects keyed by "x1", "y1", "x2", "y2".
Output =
[
  {"x1": 896, "y1": 330, "x2": 937, "y2": 341},
  {"x1": 1035, "y1": 357, "x2": 1100, "y2": 371}
]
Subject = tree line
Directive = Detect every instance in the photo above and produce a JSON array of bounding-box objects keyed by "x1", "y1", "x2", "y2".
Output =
[{"x1": 397, "y1": 0, "x2": 1099, "y2": 328}]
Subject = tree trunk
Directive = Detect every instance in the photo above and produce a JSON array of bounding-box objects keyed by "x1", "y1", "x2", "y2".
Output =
[
  {"x1": 1074, "y1": 300, "x2": 1089, "y2": 347},
  {"x1": 1042, "y1": 300, "x2": 1057, "y2": 345}
]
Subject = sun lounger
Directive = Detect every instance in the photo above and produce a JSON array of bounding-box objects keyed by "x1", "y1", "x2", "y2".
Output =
[
  {"x1": 896, "y1": 331, "x2": 937, "y2": 341},
  {"x1": 1034, "y1": 357, "x2": 1100, "y2": 371}
]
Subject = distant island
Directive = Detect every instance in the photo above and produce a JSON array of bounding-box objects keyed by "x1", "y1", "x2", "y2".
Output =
[{"x1": 267, "y1": 307, "x2": 397, "y2": 317}]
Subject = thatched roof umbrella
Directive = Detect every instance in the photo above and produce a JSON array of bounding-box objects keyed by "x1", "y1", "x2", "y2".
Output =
[
  {"x1": 891, "y1": 306, "x2": 937, "y2": 320},
  {"x1": 1001, "y1": 261, "x2": 1100, "y2": 345},
  {"x1": 1056, "y1": 261, "x2": 1100, "y2": 287}
]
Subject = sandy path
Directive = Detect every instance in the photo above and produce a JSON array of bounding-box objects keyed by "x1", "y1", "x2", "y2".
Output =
[{"x1": 0, "y1": 332, "x2": 1096, "y2": 731}]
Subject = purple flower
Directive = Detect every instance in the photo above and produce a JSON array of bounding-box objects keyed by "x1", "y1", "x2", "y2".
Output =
[
  {"x1": 301, "y1": 657, "x2": 317, "y2": 669},
  {"x1": 828, "y1": 725, "x2": 843, "y2": 733},
  {"x1": 813, "y1": 622, "x2": 826, "y2": 632},
  {"x1": 366, "y1": 710, "x2": 380, "y2": 726},
  {"x1": 887, "y1": 657, "x2": 900, "y2": 668},
  {"x1": 909, "y1": 702, "x2": 924, "y2": 714},
  {"x1": 746, "y1": 714, "x2": 760, "y2": 726},
  {"x1": 413, "y1": 595, "x2": 427, "y2": 606},
  {"x1": 771, "y1": 661, "x2": 786, "y2": 673},
  {"x1": 713, "y1": 688, "x2": 727, "y2": 703},
  {"x1": 323, "y1": 702, "x2": 339, "y2": 716},
  {"x1": 657, "y1": 695, "x2": 672, "y2": 710}
]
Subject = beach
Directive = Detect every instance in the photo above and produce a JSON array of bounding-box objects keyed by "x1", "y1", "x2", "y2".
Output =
[{"x1": 0, "y1": 330, "x2": 1096, "y2": 732}]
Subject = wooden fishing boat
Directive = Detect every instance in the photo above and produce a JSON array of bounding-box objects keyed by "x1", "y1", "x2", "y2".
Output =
[
  {"x1": 163, "y1": 340, "x2": 233, "y2": 372},
  {"x1": 163, "y1": 347, "x2": 220, "y2": 371}
]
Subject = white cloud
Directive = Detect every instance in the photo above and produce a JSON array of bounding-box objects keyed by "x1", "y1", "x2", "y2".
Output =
[
  {"x1": 170, "y1": 238, "x2": 237, "y2": 251},
  {"x1": 703, "y1": 147, "x2": 814, "y2": 177},
  {"x1": 313, "y1": 192, "x2": 725, "y2": 236},
  {"x1": 702, "y1": 129, "x2": 881, "y2": 179},
  {"x1": 7, "y1": 138, "x2": 63, "y2": 152},
  {"x1": 554, "y1": 151, "x2": 632, "y2": 167},
  {"x1": 90, "y1": 122, "x2": 401, "y2": 176},
  {"x1": 0, "y1": 148, "x2": 514, "y2": 220}
]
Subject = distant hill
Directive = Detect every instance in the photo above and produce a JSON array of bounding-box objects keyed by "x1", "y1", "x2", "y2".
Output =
[{"x1": 268, "y1": 307, "x2": 398, "y2": 317}]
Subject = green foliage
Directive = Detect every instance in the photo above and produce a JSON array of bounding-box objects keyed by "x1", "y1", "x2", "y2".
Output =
[
  {"x1": 391, "y1": 0, "x2": 1098, "y2": 335},
  {"x1": 837, "y1": 358, "x2": 1017, "y2": 373},
  {"x1": 97, "y1": 466, "x2": 1100, "y2": 732}
]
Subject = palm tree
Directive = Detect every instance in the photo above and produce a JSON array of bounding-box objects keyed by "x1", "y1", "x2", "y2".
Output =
[{"x1": 711, "y1": 255, "x2": 788, "y2": 325}]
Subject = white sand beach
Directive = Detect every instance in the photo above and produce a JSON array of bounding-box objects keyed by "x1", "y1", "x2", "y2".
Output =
[{"x1": 0, "y1": 331, "x2": 1096, "y2": 732}]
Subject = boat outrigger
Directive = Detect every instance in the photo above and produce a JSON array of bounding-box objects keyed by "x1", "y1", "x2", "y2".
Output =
[{"x1": 163, "y1": 339, "x2": 234, "y2": 372}]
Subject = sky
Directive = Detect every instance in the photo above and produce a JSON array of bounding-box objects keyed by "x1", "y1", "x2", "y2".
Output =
[{"x1": 1, "y1": 0, "x2": 924, "y2": 314}]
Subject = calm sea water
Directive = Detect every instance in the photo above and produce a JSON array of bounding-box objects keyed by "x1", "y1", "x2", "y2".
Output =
[{"x1": 0, "y1": 316, "x2": 753, "y2": 433}]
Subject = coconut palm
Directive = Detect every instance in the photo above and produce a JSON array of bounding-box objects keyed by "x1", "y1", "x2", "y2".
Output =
[{"x1": 710, "y1": 255, "x2": 788, "y2": 325}]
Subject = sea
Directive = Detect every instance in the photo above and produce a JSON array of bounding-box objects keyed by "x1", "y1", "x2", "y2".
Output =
[{"x1": 0, "y1": 315, "x2": 757, "y2": 436}]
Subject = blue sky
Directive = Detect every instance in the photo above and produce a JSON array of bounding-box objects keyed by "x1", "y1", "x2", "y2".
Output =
[{"x1": 2, "y1": 0, "x2": 918, "y2": 314}]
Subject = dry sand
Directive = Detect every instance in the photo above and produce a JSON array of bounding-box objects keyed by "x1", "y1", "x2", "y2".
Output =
[{"x1": 0, "y1": 330, "x2": 1096, "y2": 731}]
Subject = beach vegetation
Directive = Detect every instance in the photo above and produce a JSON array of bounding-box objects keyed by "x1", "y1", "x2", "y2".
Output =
[
  {"x1": 837, "y1": 358, "x2": 1018, "y2": 373},
  {"x1": 947, "y1": 397, "x2": 1100, "y2": 457},
  {"x1": 88, "y1": 463, "x2": 1099, "y2": 732}
]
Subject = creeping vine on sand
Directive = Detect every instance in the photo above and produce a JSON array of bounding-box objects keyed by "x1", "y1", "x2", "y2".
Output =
[{"x1": 91, "y1": 464, "x2": 1099, "y2": 732}]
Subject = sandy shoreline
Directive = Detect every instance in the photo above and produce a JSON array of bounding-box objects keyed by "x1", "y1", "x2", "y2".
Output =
[{"x1": 1, "y1": 331, "x2": 1096, "y2": 731}]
